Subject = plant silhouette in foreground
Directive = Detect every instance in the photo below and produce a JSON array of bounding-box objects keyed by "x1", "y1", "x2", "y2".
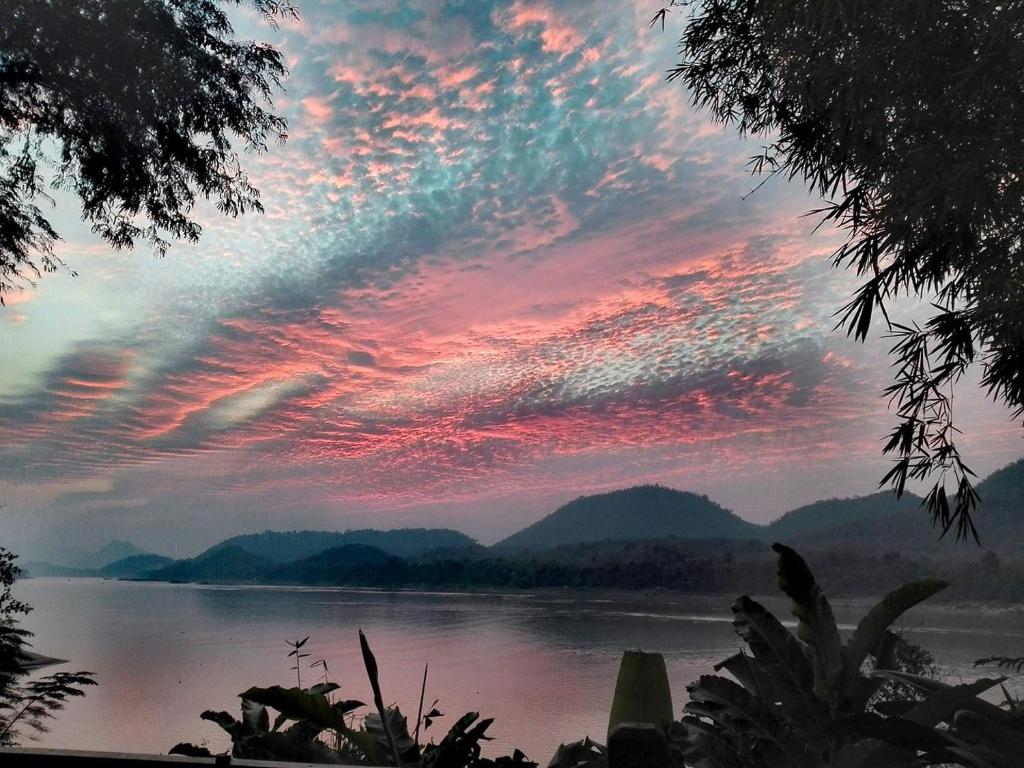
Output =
[
  {"x1": 674, "y1": 543, "x2": 1024, "y2": 767},
  {"x1": 170, "y1": 544, "x2": 1024, "y2": 767},
  {"x1": 172, "y1": 631, "x2": 536, "y2": 767},
  {"x1": 0, "y1": 546, "x2": 95, "y2": 745}
]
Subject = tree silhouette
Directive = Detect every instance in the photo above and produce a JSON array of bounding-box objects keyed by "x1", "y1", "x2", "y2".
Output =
[
  {"x1": 0, "y1": 0, "x2": 296, "y2": 298},
  {"x1": 659, "y1": 0, "x2": 1024, "y2": 541},
  {"x1": 0, "y1": 547, "x2": 95, "y2": 744}
]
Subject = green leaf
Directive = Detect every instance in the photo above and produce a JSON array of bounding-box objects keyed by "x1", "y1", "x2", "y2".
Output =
[
  {"x1": 954, "y1": 710, "x2": 1024, "y2": 760},
  {"x1": 245, "y1": 730, "x2": 347, "y2": 764},
  {"x1": 684, "y1": 674, "x2": 817, "y2": 768},
  {"x1": 546, "y1": 737, "x2": 606, "y2": 768},
  {"x1": 365, "y1": 706, "x2": 417, "y2": 762},
  {"x1": 902, "y1": 678, "x2": 1010, "y2": 727},
  {"x1": 421, "y1": 712, "x2": 496, "y2": 768},
  {"x1": 732, "y1": 595, "x2": 824, "y2": 731},
  {"x1": 333, "y1": 699, "x2": 365, "y2": 717},
  {"x1": 870, "y1": 670, "x2": 954, "y2": 696},
  {"x1": 241, "y1": 699, "x2": 269, "y2": 734},
  {"x1": 240, "y1": 684, "x2": 381, "y2": 761},
  {"x1": 678, "y1": 716, "x2": 746, "y2": 768},
  {"x1": 773, "y1": 543, "x2": 843, "y2": 704},
  {"x1": 607, "y1": 650, "x2": 673, "y2": 736},
  {"x1": 306, "y1": 682, "x2": 340, "y2": 696},
  {"x1": 359, "y1": 629, "x2": 403, "y2": 766},
  {"x1": 843, "y1": 579, "x2": 947, "y2": 688},
  {"x1": 200, "y1": 710, "x2": 247, "y2": 740},
  {"x1": 240, "y1": 686, "x2": 340, "y2": 732},
  {"x1": 810, "y1": 711, "x2": 954, "y2": 750},
  {"x1": 714, "y1": 650, "x2": 781, "y2": 706}
]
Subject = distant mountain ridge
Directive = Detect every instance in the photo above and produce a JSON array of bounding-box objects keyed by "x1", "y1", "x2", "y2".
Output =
[
  {"x1": 153, "y1": 545, "x2": 271, "y2": 582},
  {"x1": 494, "y1": 461, "x2": 1024, "y2": 553},
  {"x1": 21, "y1": 458, "x2": 1024, "y2": 589},
  {"x1": 206, "y1": 528, "x2": 480, "y2": 563},
  {"x1": 98, "y1": 554, "x2": 175, "y2": 578},
  {"x1": 495, "y1": 485, "x2": 760, "y2": 551},
  {"x1": 765, "y1": 491, "x2": 925, "y2": 542},
  {"x1": 15, "y1": 538, "x2": 150, "y2": 571}
]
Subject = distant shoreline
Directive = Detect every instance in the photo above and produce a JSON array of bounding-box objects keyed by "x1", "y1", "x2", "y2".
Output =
[{"x1": 24, "y1": 573, "x2": 1024, "y2": 613}]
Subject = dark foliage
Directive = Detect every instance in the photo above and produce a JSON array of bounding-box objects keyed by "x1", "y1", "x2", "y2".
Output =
[
  {"x1": 0, "y1": 546, "x2": 95, "y2": 745},
  {"x1": 175, "y1": 632, "x2": 538, "y2": 767},
  {"x1": 675, "y1": 544, "x2": 1024, "y2": 767},
  {"x1": 660, "y1": 0, "x2": 1024, "y2": 541},
  {"x1": 0, "y1": 0, "x2": 295, "y2": 297},
  {"x1": 146, "y1": 534, "x2": 1024, "y2": 604},
  {"x1": 212, "y1": 529, "x2": 480, "y2": 565},
  {"x1": 975, "y1": 656, "x2": 1024, "y2": 675}
]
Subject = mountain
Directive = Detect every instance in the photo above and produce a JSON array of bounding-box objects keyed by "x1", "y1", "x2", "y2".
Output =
[
  {"x1": 976, "y1": 458, "x2": 1024, "y2": 501},
  {"x1": 764, "y1": 460, "x2": 1024, "y2": 553},
  {"x1": 150, "y1": 545, "x2": 271, "y2": 582},
  {"x1": 269, "y1": 544, "x2": 406, "y2": 585},
  {"x1": 92, "y1": 540, "x2": 149, "y2": 567},
  {"x1": 766, "y1": 491, "x2": 924, "y2": 543},
  {"x1": 205, "y1": 528, "x2": 479, "y2": 564},
  {"x1": 494, "y1": 485, "x2": 761, "y2": 551},
  {"x1": 19, "y1": 561, "x2": 95, "y2": 578},
  {"x1": 11, "y1": 539, "x2": 151, "y2": 570},
  {"x1": 97, "y1": 554, "x2": 175, "y2": 579}
]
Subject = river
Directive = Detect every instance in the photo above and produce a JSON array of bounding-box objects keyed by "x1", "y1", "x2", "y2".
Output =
[{"x1": 13, "y1": 578, "x2": 1024, "y2": 762}]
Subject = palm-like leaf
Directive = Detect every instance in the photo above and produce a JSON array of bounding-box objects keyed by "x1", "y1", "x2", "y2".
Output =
[
  {"x1": 732, "y1": 595, "x2": 824, "y2": 731},
  {"x1": 842, "y1": 579, "x2": 948, "y2": 693},
  {"x1": 685, "y1": 674, "x2": 818, "y2": 768},
  {"x1": 773, "y1": 544, "x2": 843, "y2": 704},
  {"x1": 608, "y1": 650, "x2": 673, "y2": 735}
]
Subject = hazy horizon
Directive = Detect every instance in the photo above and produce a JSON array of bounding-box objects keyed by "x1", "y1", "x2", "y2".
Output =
[
  {"x1": 2, "y1": 1, "x2": 1021, "y2": 558},
  {"x1": 10, "y1": 461, "x2": 1024, "y2": 560}
]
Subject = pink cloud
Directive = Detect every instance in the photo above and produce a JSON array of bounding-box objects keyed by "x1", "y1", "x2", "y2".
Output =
[
  {"x1": 301, "y1": 96, "x2": 334, "y2": 124},
  {"x1": 503, "y1": 2, "x2": 584, "y2": 57}
]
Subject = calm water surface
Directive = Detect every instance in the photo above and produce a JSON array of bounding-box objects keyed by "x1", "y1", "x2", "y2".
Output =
[{"x1": 15, "y1": 578, "x2": 1024, "y2": 762}]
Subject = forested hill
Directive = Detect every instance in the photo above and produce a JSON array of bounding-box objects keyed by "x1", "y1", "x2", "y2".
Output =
[
  {"x1": 494, "y1": 461, "x2": 1023, "y2": 553},
  {"x1": 36, "y1": 458, "x2": 1024, "y2": 593},
  {"x1": 495, "y1": 485, "x2": 760, "y2": 551},
  {"x1": 766, "y1": 459, "x2": 1024, "y2": 552},
  {"x1": 766, "y1": 491, "x2": 925, "y2": 542},
  {"x1": 206, "y1": 528, "x2": 480, "y2": 564}
]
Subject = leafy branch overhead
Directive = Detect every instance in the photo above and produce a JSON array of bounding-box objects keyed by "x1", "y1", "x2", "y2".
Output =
[
  {"x1": 659, "y1": 0, "x2": 1024, "y2": 541},
  {"x1": 0, "y1": 0, "x2": 296, "y2": 297}
]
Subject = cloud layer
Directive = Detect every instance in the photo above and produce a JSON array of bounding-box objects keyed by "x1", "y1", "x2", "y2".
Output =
[{"x1": 1, "y1": 1, "x2": 1019, "y2": 553}]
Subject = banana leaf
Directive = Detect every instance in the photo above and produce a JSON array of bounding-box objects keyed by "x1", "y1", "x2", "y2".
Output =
[
  {"x1": 685, "y1": 674, "x2": 817, "y2": 768},
  {"x1": 607, "y1": 650, "x2": 673, "y2": 736},
  {"x1": 241, "y1": 684, "x2": 382, "y2": 762},
  {"x1": 842, "y1": 579, "x2": 947, "y2": 691},
  {"x1": 773, "y1": 544, "x2": 843, "y2": 704},
  {"x1": 732, "y1": 595, "x2": 824, "y2": 731}
]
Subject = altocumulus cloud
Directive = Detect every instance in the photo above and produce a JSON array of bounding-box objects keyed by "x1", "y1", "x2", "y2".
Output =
[{"x1": 2, "y1": 0, "x2": 1019, "y2": 551}]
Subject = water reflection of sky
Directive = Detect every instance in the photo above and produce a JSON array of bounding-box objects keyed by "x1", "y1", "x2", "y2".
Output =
[{"x1": 16, "y1": 578, "x2": 1024, "y2": 761}]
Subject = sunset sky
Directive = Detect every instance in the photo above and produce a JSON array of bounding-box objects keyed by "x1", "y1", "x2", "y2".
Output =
[{"x1": 1, "y1": 1, "x2": 1020, "y2": 556}]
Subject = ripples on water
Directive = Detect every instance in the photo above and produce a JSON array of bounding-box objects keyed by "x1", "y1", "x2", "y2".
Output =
[{"x1": 14, "y1": 578, "x2": 1024, "y2": 762}]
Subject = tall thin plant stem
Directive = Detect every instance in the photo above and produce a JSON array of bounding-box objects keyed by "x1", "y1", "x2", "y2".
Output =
[
  {"x1": 359, "y1": 630, "x2": 403, "y2": 766},
  {"x1": 414, "y1": 662, "x2": 428, "y2": 748}
]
